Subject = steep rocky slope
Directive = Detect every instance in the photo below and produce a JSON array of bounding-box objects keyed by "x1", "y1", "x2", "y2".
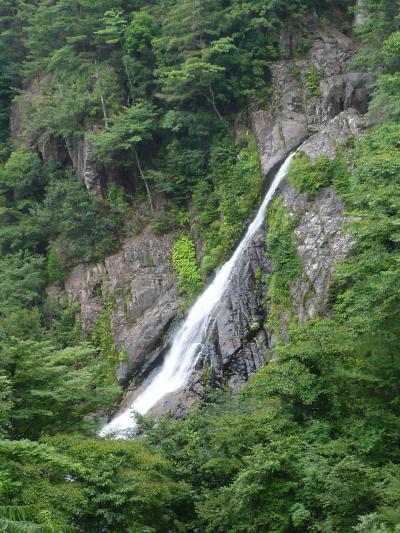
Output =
[
  {"x1": 63, "y1": 232, "x2": 180, "y2": 388},
  {"x1": 49, "y1": 25, "x2": 369, "y2": 419},
  {"x1": 152, "y1": 27, "x2": 369, "y2": 417}
]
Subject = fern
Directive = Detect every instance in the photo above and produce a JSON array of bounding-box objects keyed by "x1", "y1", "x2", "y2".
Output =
[{"x1": 0, "y1": 506, "x2": 73, "y2": 532}]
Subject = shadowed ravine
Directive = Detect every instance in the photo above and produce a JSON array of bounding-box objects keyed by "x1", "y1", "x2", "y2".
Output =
[{"x1": 100, "y1": 153, "x2": 294, "y2": 438}]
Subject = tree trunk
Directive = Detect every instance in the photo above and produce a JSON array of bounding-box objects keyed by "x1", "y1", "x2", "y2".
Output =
[
  {"x1": 94, "y1": 61, "x2": 109, "y2": 129},
  {"x1": 123, "y1": 56, "x2": 135, "y2": 104},
  {"x1": 134, "y1": 148, "x2": 154, "y2": 211},
  {"x1": 208, "y1": 76, "x2": 223, "y2": 121}
]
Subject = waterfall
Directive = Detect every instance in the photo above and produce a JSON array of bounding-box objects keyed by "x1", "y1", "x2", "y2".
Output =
[{"x1": 100, "y1": 153, "x2": 295, "y2": 438}]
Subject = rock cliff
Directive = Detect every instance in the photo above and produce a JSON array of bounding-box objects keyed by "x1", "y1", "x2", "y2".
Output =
[
  {"x1": 10, "y1": 80, "x2": 105, "y2": 194},
  {"x1": 252, "y1": 28, "x2": 368, "y2": 181},
  {"x1": 54, "y1": 26, "x2": 370, "y2": 420},
  {"x1": 157, "y1": 26, "x2": 369, "y2": 416},
  {"x1": 64, "y1": 232, "x2": 180, "y2": 388}
]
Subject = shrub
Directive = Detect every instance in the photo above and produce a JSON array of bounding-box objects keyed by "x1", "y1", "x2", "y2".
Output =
[
  {"x1": 265, "y1": 197, "x2": 302, "y2": 337},
  {"x1": 172, "y1": 235, "x2": 202, "y2": 299},
  {"x1": 287, "y1": 152, "x2": 332, "y2": 195},
  {"x1": 47, "y1": 246, "x2": 66, "y2": 283}
]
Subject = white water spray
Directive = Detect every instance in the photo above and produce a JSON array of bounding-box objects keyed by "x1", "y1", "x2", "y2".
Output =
[{"x1": 100, "y1": 153, "x2": 294, "y2": 437}]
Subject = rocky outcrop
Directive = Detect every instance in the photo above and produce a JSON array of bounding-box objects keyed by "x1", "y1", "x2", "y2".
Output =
[
  {"x1": 252, "y1": 29, "x2": 370, "y2": 182},
  {"x1": 11, "y1": 80, "x2": 69, "y2": 166},
  {"x1": 297, "y1": 108, "x2": 367, "y2": 161},
  {"x1": 10, "y1": 79, "x2": 103, "y2": 194},
  {"x1": 171, "y1": 165, "x2": 354, "y2": 416},
  {"x1": 161, "y1": 29, "x2": 369, "y2": 417},
  {"x1": 65, "y1": 132, "x2": 102, "y2": 195},
  {"x1": 64, "y1": 232, "x2": 180, "y2": 387},
  {"x1": 203, "y1": 233, "x2": 269, "y2": 390},
  {"x1": 283, "y1": 184, "x2": 354, "y2": 323},
  {"x1": 62, "y1": 27, "x2": 369, "y2": 422}
]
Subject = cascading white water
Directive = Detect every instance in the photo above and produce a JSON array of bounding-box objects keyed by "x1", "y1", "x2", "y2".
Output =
[{"x1": 100, "y1": 153, "x2": 294, "y2": 437}]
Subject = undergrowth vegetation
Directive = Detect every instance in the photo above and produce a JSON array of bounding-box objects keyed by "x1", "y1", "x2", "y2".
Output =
[
  {"x1": 172, "y1": 234, "x2": 202, "y2": 301},
  {"x1": 265, "y1": 196, "x2": 302, "y2": 337},
  {"x1": 194, "y1": 135, "x2": 263, "y2": 277}
]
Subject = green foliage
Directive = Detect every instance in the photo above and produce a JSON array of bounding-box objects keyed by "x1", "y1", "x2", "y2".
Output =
[
  {"x1": 44, "y1": 435, "x2": 187, "y2": 532},
  {"x1": 0, "y1": 1, "x2": 399, "y2": 532},
  {"x1": 91, "y1": 102, "x2": 157, "y2": 163},
  {"x1": 0, "y1": 338, "x2": 118, "y2": 438},
  {"x1": 46, "y1": 247, "x2": 66, "y2": 284},
  {"x1": 0, "y1": 150, "x2": 50, "y2": 255},
  {"x1": 305, "y1": 65, "x2": 324, "y2": 97},
  {"x1": 40, "y1": 177, "x2": 123, "y2": 264},
  {"x1": 0, "y1": 253, "x2": 46, "y2": 315},
  {"x1": 17, "y1": 64, "x2": 121, "y2": 141},
  {"x1": 333, "y1": 123, "x2": 400, "y2": 333},
  {"x1": 123, "y1": 10, "x2": 157, "y2": 101},
  {"x1": 141, "y1": 104, "x2": 400, "y2": 533},
  {"x1": 287, "y1": 152, "x2": 332, "y2": 194},
  {"x1": 0, "y1": 438, "x2": 80, "y2": 530},
  {"x1": 0, "y1": 149, "x2": 46, "y2": 202},
  {"x1": 0, "y1": 504, "x2": 73, "y2": 532},
  {"x1": 0, "y1": 373, "x2": 12, "y2": 436},
  {"x1": 95, "y1": 8, "x2": 127, "y2": 46},
  {"x1": 265, "y1": 196, "x2": 302, "y2": 337},
  {"x1": 148, "y1": 207, "x2": 189, "y2": 234},
  {"x1": 91, "y1": 289, "x2": 122, "y2": 384},
  {"x1": 0, "y1": 1, "x2": 23, "y2": 147},
  {"x1": 195, "y1": 134, "x2": 263, "y2": 276},
  {"x1": 0, "y1": 434, "x2": 188, "y2": 533},
  {"x1": 172, "y1": 234, "x2": 202, "y2": 300},
  {"x1": 354, "y1": 1, "x2": 400, "y2": 122},
  {"x1": 46, "y1": 300, "x2": 82, "y2": 349}
]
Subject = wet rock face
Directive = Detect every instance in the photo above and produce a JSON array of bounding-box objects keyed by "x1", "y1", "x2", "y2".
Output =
[
  {"x1": 204, "y1": 233, "x2": 269, "y2": 390},
  {"x1": 176, "y1": 181, "x2": 353, "y2": 413},
  {"x1": 146, "y1": 233, "x2": 272, "y2": 418},
  {"x1": 252, "y1": 29, "x2": 370, "y2": 182},
  {"x1": 171, "y1": 30, "x2": 369, "y2": 415},
  {"x1": 59, "y1": 28, "x2": 368, "y2": 420},
  {"x1": 64, "y1": 232, "x2": 180, "y2": 386}
]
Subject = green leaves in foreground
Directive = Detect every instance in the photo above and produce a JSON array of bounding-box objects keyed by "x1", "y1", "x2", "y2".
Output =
[{"x1": 0, "y1": 339, "x2": 118, "y2": 439}]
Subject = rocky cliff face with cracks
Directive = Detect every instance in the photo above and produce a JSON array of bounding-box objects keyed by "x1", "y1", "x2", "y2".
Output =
[
  {"x1": 10, "y1": 79, "x2": 105, "y2": 194},
  {"x1": 153, "y1": 26, "x2": 370, "y2": 417},
  {"x1": 252, "y1": 28, "x2": 369, "y2": 179},
  {"x1": 51, "y1": 26, "x2": 370, "y2": 420},
  {"x1": 64, "y1": 232, "x2": 180, "y2": 388}
]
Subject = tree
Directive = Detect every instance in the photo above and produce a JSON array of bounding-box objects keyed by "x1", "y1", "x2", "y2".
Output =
[
  {"x1": 92, "y1": 102, "x2": 158, "y2": 209},
  {"x1": 0, "y1": 252, "x2": 46, "y2": 315},
  {"x1": 39, "y1": 177, "x2": 123, "y2": 264},
  {"x1": 123, "y1": 10, "x2": 158, "y2": 101},
  {"x1": 95, "y1": 8, "x2": 127, "y2": 46},
  {"x1": 0, "y1": 149, "x2": 46, "y2": 202},
  {"x1": 0, "y1": 373, "x2": 12, "y2": 436},
  {"x1": 0, "y1": 438, "x2": 80, "y2": 530},
  {"x1": 0, "y1": 338, "x2": 118, "y2": 438},
  {"x1": 0, "y1": 0, "x2": 24, "y2": 151}
]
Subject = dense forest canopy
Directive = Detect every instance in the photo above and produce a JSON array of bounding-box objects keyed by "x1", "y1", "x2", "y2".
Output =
[{"x1": 0, "y1": 0, "x2": 400, "y2": 531}]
